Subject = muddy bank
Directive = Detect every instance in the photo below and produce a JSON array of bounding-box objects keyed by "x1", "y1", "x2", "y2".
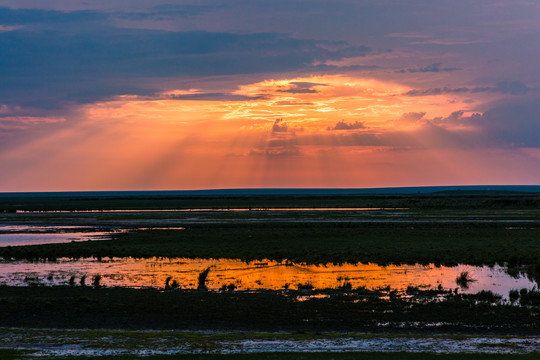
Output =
[{"x1": 1, "y1": 328, "x2": 539, "y2": 357}]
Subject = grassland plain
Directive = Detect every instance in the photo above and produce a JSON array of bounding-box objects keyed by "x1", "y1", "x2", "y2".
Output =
[{"x1": 1, "y1": 191, "x2": 540, "y2": 212}]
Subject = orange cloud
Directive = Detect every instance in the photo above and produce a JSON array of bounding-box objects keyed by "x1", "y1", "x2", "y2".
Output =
[{"x1": 2, "y1": 74, "x2": 537, "y2": 191}]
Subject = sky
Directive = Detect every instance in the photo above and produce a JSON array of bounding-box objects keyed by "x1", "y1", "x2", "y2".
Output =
[{"x1": 1, "y1": 0, "x2": 539, "y2": 191}]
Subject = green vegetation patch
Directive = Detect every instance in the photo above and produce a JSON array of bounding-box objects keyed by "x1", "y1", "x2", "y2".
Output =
[
  {"x1": 2, "y1": 221, "x2": 539, "y2": 269},
  {"x1": 0, "y1": 286, "x2": 538, "y2": 333}
]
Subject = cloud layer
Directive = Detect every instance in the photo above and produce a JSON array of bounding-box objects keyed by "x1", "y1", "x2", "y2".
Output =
[{"x1": 0, "y1": 1, "x2": 539, "y2": 190}]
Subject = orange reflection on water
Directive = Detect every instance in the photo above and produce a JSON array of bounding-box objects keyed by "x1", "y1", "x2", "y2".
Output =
[{"x1": 0, "y1": 258, "x2": 536, "y2": 297}]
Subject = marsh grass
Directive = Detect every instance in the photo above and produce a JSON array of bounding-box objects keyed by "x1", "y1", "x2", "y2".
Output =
[
  {"x1": 464, "y1": 290, "x2": 502, "y2": 304},
  {"x1": 456, "y1": 271, "x2": 476, "y2": 289},
  {"x1": 518, "y1": 288, "x2": 540, "y2": 306},
  {"x1": 165, "y1": 276, "x2": 180, "y2": 290},
  {"x1": 297, "y1": 282, "x2": 314, "y2": 291},
  {"x1": 0, "y1": 286, "x2": 538, "y2": 332},
  {"x1": 2, "y1": 220, "x2": 539, "y2": 270},
  {"x1": 198, "y1": 267, "x2": 212, "y2": 290},
  {"x1": 337, "y1": 281, "x2": 353, "y2": 291},
  {"x1": 220, "y1": 283, "x2": 236, "y2": 292},
  {"x1": 509, "y1": 289, "x2": 520, "y2": 304},
  {"x1": 93, "y1": 274, "x2": 102, "y2": 288},
  {"x1": 23, "y1": 276, "x2": 41, "y2": 286}
]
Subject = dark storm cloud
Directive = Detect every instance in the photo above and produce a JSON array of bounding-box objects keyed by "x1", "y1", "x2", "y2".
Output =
[
  {"x1": 468, "y1": 100, "x2": 540, "y2": 147},
  {"x1": 0, "y1": 7, "x2": 371, "y2": 109},
  {"x1": 392, "y1": 100, "x2": 540, "y2": 148},
  {"x1": 471, "y1": 81, "x2": 530, "y2": 95}
]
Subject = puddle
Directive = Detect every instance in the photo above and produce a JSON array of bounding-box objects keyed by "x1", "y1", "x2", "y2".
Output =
[
  {"x1": 0, "y1": 257, "x2": 535, "y2": 298},
  {"x1": 0, "y1": 225, "x2": 184, "y2": 246},
  {"x1": 0, "y1": 233, "x2": 113, "y2": 246},
  {"x1": 14, "y1": 208, "x2": 400, "y2": 213},
  {"x1": 0, "y1": 225, "x2": 93, "y2": 232}
]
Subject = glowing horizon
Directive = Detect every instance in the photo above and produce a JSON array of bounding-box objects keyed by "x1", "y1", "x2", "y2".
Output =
[{"x1": 1, "y1": 1, "x2": 539, "y2": 191}]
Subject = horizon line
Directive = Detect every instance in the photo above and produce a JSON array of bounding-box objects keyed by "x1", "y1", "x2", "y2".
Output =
[{"x1": 1, "y1": 185, "x2": 540, "y2": 197}]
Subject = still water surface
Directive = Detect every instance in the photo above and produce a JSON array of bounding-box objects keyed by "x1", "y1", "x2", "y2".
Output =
[
  {"x1": 15, "y1": 208, "x2": 397, "y2": 213},
  {"x1": 0, "y1": 225, "x2": 183, "y2": 246},
  {"x1": 0, "y1": 225, "x2": 113, "y2": 246},
  {"x1": 0, "y1": 257, "x2": 535, "y2": 298}
]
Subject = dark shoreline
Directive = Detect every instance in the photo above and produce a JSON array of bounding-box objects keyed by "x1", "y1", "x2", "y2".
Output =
[{"x1": 0, "y1": 286, "x2": 538, "y2": 335}]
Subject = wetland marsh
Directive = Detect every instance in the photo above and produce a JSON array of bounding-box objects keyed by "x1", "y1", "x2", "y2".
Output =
[{"x1": 0, "y1": 191, "x2": 539, "y2": 357}]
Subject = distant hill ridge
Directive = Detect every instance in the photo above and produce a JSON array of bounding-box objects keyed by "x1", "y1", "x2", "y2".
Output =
[{"x1": 1, "y1": 185, "x2": 539, "y2": 197}]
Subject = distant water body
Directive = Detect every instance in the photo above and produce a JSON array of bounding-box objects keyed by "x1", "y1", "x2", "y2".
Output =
[{"x1": 1, "y1": 185, "x2": 539, "y2": 198}]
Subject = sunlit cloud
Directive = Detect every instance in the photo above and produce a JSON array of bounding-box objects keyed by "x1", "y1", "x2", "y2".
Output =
[
  {"x1": 0, "y1": 116, "x2": 65, "y2": 131},
  {"x1": 1, "y1": 1, "x2": 539, "y2": 190}
]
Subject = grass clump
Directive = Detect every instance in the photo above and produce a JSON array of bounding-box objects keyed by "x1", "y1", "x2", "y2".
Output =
[
  {"x1": 518, "y1": 288, "x2": 540, "y2": 306},
  {"x1": 509, "y1": 289, "x2": 520, "y2": 304},
  {"x1": 465, "y1": 290, "x2": 502, "y2": 304},
  {"x1": 337, "y1": 281, "x2": 353, "y2": 291},
  {"x1": 198, "y1": 267, "x2": 212, "y2": 290},
  {"x1": 93, "y1": 274, "x2": 102, "y2": 288},
  {"x1": 456, "y1": 271, "x2": 475, "y2": 289},
  {"x1": 297, "y1": 282, "x2": 314, "y2": 291},
  {"x1": 165, "y1": 276, "x2": 180, "y2": 290}
]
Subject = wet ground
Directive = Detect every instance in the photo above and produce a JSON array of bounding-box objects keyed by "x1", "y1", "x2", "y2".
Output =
[
  {"x1": 1, "y1": 328, "x2": 538, "y2": 357},
  {"x1": 1, "y1": 198, "x2": 538, "y2": 356}
]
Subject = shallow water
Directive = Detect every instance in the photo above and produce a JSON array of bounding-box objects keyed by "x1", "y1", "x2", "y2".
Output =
[
  {"x1": 0, "y1": 225, "x2": 114, "y2": 246},
  {"x1": 0, "y1": 225, "x2": 184, "y2": 246},
  {"x1": 0, "y1": 257, "x2": 535, "y2": 297},
  {"x1": 15, "y1": 207, "x2": 397, "y2": 213}
]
